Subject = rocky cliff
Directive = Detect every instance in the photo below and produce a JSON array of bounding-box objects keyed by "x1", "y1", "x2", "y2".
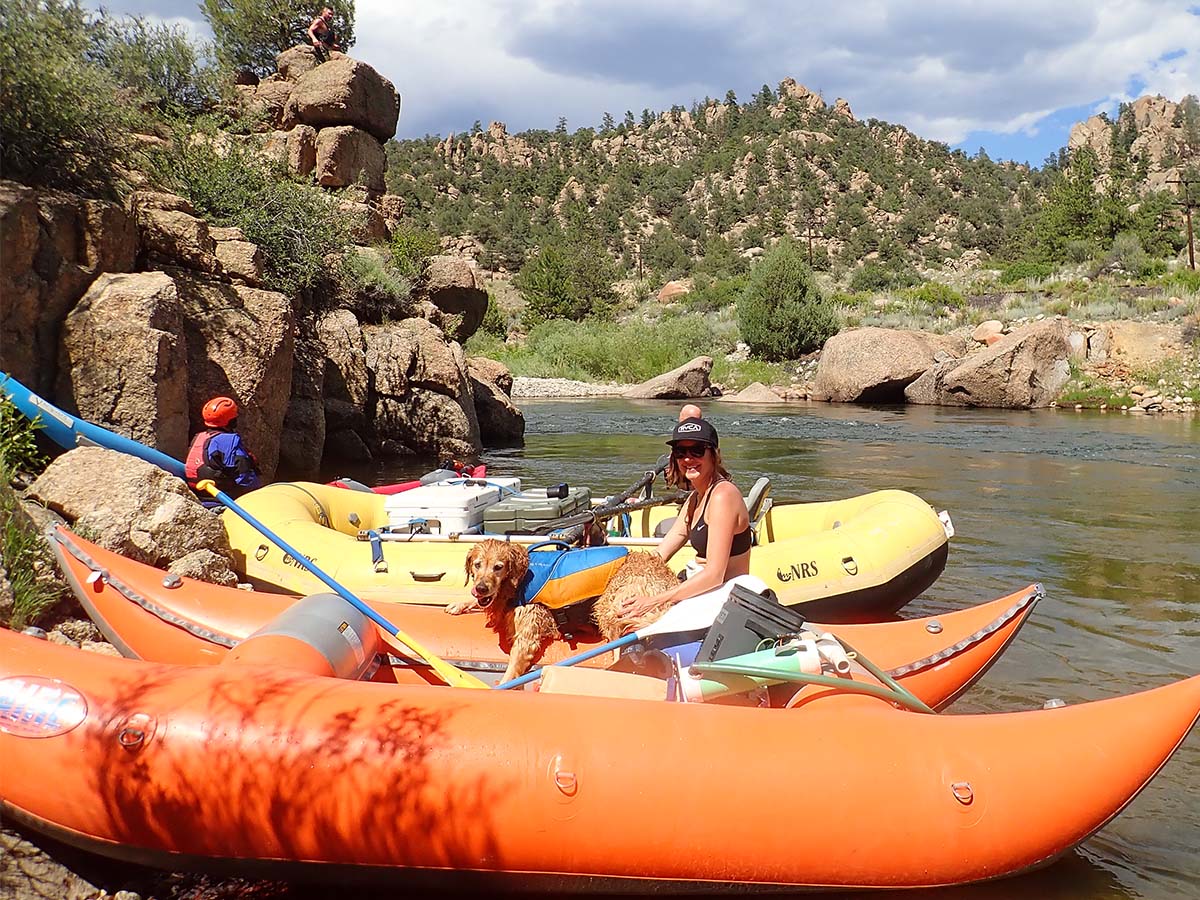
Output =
[
  {"x1": 0, "y1": 49, "x2": 524, "y2": 477},
  {"x1": 1068, "y1": 94, "x2": 1200, "y2": 191}
]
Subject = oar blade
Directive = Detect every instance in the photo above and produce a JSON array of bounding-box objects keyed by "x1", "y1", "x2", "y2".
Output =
[{"x1": 376, "y1": 628, "x2": 490, "y2": 689}]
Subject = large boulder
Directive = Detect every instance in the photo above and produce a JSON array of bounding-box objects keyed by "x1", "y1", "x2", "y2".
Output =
[
  {"x1": 262, "y1": 125, "x2": 318, "y2": 178},
  {"x1": 0, "y1": 180, "x2": 137, "y2": 394},
  {"x1": 173, "y1": 273, "x2": 294, "y2": 479},
  {"x1": 248, "y1": 77, "x2": 295, "y2": 130},
  {"x1": 276, "y1": 44, "x2": 343, "y2": 82},
  {"x1": 623, "y1": 356, "x2": 714, "y2": 399},
  {"x1": 131, "y1": 190, "x2": 219, "y2": 272},
  {"x1": 905, "y1": 318, "x2": 1072, "y2": 408},
  {"x1": 339, "y1": 198, "x2": 389, "y2": 244},
  {"x1": 278, "y1": 319, "x2": 327, "y2": 477},
  {"x1": 285, "y1": 57, "x2": 401, "y2": 142},
  {"x1": 417, "y1": 256, "x2": 489, "y2": 343},
  {"x1": 314, "y1": 125, "x2": 386, "y2": 192},
  {"x1": 56, "y1": 272, "x2": 191, "y2": 459},
  {"x1": 27, "y1": 448, "x2": 236, "y2": 579},
  {"x1": 319, "y1": 308, "x2": 371, "y2": 408},
  {"x1": 812, "y1": 327, "x2": 968, "y2": 403},
  {"x1": 717, "y1": 382, "x2": 785, "y2": 403},
  {"x1": 364, "y1": 319, "x2": 481, "y2": 460},
  {"x1": 467, "y1": 357, "x2": 525, "y2": 447}
]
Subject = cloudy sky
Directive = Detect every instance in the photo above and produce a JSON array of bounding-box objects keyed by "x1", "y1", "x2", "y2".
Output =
[{"x1": 98, "y1": 1, "x2": 1200, "y2": 166}]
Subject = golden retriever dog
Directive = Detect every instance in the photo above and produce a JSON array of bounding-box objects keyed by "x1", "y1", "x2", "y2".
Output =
[
  {"x1": 591, "y1": 551, "x2": 679, "y2": 641},
  {"x1": 449, "y1": 539, "x2": 556, "y2": 684},
  {"x1": 447, "y1": 541, "x2": 679, "y2": 683}
]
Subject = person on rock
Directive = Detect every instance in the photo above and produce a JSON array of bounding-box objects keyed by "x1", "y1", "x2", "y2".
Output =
[
  {"x1": 307, "y1": 7, "x2": 339, "y2": 62},
  {"x1": 185, "y1": 396, "x2": 263, "y2": 499}
]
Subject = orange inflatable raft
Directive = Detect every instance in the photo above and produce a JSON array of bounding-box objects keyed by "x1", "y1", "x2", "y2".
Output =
[
  {"x1": 51, "y1": 524, "x2": 1035, "y2": 707},
  {"x1": 1, "y1": 623, "x2": 1197, "y2": 891}
]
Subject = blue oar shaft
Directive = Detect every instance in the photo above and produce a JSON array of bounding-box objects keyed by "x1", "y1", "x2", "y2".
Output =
[
  {"x1": 211, "y1": 487, "x2": 403, "y2": 643},
  {"x1": 496, "y1": 633, "x2": 640, "y2": 690}
]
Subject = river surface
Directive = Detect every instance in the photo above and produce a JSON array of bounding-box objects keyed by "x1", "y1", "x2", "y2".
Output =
[
  {"x1": 357, "y1": 399, "x2": 1200, "y2": 900},
  {"x1": 41, "y1": 401, "x2": 1195, "y2": 900}
]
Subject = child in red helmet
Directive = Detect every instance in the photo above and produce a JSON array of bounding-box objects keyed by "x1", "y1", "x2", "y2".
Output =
[{"x1": 185, "y1": 396, "x2": 263, "y2": 499}]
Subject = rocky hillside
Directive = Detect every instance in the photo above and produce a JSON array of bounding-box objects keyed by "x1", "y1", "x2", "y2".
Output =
[
  {"x1": 1, "y1": 46, "x2": 525, "y2": 479},
  {"x1": 387, "y1": 84, "x2": 1200, "y2": 280},
  {"x1": 1069, "y1": 95, "x2": 1200, "y2": 192}
]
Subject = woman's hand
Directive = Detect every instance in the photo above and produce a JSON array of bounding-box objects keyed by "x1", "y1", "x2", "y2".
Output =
[{"x1": 619, "y1": 593, "x2": 662, "y2": 623}]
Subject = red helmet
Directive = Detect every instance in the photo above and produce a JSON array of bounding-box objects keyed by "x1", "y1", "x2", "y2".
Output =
[{"x1": 202, "y1": 396, "x2": 238, "y2": 428}]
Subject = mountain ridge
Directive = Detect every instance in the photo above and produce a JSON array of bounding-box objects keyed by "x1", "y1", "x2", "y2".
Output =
[{"x1": 386, "y1": 82, "x2": 1199, "y2": 283}]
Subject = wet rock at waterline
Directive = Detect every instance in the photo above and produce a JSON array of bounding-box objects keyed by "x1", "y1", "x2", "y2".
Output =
[
  {"x1": 623, "y1": 355, "x2": 714, "y2": 399},
  {"x1": 812, "y1": 328, "x2": 968, "y2": 403},
  {"x1": 905, "y1": 318, "x2": 1072, "y2": 408}
]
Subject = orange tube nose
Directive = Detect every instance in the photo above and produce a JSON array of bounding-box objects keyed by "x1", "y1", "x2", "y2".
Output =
[
  {"x1": 221, "y1": 592, "x2": 381, "y2": 679},
  {"x1": 224, "y1": 634, "x2": 339, "y2": 677}
]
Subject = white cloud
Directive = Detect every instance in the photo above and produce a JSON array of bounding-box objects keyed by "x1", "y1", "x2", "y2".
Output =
[{"x1": 96, "y1": 1, "x2": 1200, "y2": 151}]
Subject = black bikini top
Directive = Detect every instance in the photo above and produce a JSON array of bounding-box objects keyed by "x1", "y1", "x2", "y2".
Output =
[{"x1": 687, "y1": 480, "x2": 752, "y2": 559}]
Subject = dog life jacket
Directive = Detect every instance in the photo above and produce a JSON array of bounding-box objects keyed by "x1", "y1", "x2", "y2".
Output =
[{"x1": 515, "y1": 544, "x2": 629, "y2": 640}]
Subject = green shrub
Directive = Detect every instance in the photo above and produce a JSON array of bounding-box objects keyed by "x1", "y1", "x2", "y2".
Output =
[
  {"x1": 0, "y1": 0, "x2": 141, "y2": 195},
  {"x1": 737, "y1": 239, "x2": 838, "y2": 360},
  {"x1": 480, "y1": 294, "x2": 508, "y2": 336},
  {"x1": 0, "y1": 396, "x2": 46, "y2": 476},
  {"x1": 0, "y1": 400, "x2": 55, "y2": 631},
  {"x1": 711, "y1": 358, "x2": 791, "y2": 392},
  {"x1": 467, "y1": 314, "x2": 726, "y2": 383},
  {"x1": 0, "y1": 473, "x2": 62, "y2": 630},
  {"x1": 900, "y1": 281, "x2": 965, "y2": 309},
  {"x1": 1161, "y1": 269, "x2": 1200, "y2": 293},
  {"x1": 390, "y1": 224, "x2": 441, "y2": 280},
  {"x1": 522, "y1": 315, "x2": 722, "y2": 382},
  {"x1": 999, "y1": 261, "x2": 1055, "y2": 284},
  {"x1": 340, "y1": 247, "x2": 412, "y2": 313},
  {"x1": 200, "y1": 0, "x2": 356, "y2": 79},
  {"x1": 848, "y1": 261, "x2": 921, "y2": 293},
  {"x1": 516, "y1": 237, "x2": 618, "y2": 328},
  {"x1": 95, "y1": 15, "x2": 218, "y2": 116},
  {"x1": 1065, "y1": 239, "x2": 1092, "y2": 263},
  {"x1": 683, "y1": 274, "x2": 748, "y2": 313},
  {"x1": 1096, "y1": 232, "x2": 1151, "y2": 277},
  {"x1": 158, "y1": 137, "x2": 353, "y2": 292}
]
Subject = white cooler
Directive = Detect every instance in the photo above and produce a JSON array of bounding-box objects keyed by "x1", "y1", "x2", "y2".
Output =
[{"x1": 383, "y1": 479, "x2": 519, "y2": 534}]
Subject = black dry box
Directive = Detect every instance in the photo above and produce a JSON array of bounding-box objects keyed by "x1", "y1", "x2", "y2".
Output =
[{"x1": 695, "y1": 583, "x2": 807, "y2": 664}]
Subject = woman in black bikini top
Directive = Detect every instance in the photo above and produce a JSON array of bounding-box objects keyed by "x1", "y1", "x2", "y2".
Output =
[
  {"x1": 688, "y1": 477, "x2": 753, "y2": 558},
  {"x1": 617, "y1": 412, "x2": 753, "y2": 625}
]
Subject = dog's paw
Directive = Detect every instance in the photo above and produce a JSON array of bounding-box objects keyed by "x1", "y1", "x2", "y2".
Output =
[{"x1": 444, "y1": 600, "x2": 478, "y2": 615}]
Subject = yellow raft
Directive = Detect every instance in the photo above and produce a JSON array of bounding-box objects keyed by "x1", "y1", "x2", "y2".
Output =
[{"x1": 223, "y1": 482, "x2": 952, "y2": 621}]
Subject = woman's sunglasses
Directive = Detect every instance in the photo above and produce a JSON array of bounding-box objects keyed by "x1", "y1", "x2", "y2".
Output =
[{"x1": 672, "y1": 444, "x2": 710, "y2": 459}]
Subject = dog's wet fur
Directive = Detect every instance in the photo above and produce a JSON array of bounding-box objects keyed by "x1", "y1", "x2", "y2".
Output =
[{"x1": 448, "y1": 540, "x2": 678, "y2": 683}]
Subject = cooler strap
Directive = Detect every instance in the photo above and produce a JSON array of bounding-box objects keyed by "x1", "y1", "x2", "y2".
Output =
[{"x1": 365, "y1": 530, "x2": 389, "y2": 573}]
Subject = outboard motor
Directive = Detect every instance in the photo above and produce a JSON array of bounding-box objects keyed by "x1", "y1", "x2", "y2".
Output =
[{"x1": 223, "y1": 592, "x2": 381, "y2": 679}]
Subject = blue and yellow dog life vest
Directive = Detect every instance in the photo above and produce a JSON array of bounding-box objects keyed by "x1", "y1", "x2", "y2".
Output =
[{"x1": 515, "y1": 543, "x2": 629, "y2": 639}]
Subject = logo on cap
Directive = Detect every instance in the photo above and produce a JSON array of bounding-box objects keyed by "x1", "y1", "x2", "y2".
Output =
[{"x1": 677, "y1": 423, "x2": 701, "y2": 433}]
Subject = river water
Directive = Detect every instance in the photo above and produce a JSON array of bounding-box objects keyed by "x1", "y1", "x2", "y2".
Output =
[{"x1": 364, "y1": 398, "x2": 1200, "y2": 900}]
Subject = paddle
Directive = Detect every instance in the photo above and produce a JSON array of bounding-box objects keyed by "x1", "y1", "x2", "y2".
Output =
[
  {"x1": 196, "y1": 480, "x2": 489, "y2": 690},
  {"x1": 494, "y1": 576, "x2": 753, "y2": 690},
  {"x1": 548, "y1": 491, "x2": 689, "y2": 544},
  {"x1": 534, "y1": 454, "x2": 675, "y2": 538}
]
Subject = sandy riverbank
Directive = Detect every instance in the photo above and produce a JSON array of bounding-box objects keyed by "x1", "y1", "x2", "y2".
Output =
[{"x1": 511, "y1": 377, "x2": 632, "y2": 398}]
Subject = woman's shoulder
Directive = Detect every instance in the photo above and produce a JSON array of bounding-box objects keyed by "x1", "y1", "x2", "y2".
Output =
[{"x1": 712, "y1": 479, "x2": 747, "y2": 508}]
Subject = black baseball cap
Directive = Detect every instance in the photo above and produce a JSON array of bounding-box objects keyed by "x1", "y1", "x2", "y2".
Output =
[{"x1": 667, "y1": 417, "x2": 719, "y2": 448}]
